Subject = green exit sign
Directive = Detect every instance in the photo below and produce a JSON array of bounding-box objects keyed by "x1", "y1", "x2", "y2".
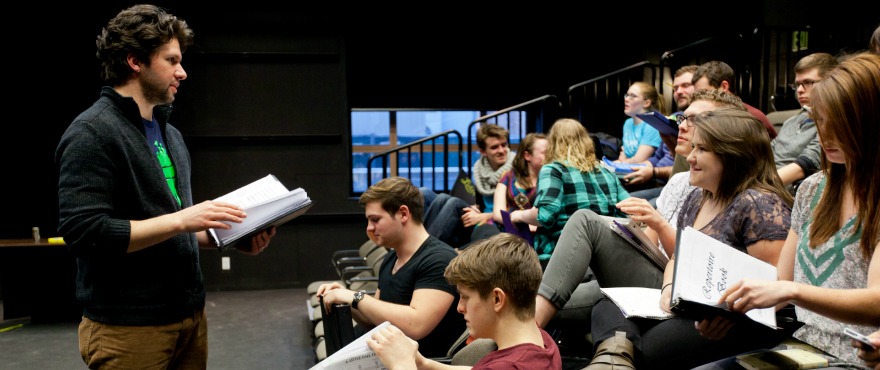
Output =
[{"x1": 793, "y1": 30, "x2": 809, "y2": 52}]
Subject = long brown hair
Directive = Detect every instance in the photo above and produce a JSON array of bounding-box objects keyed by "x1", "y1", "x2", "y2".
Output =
[
  {"x1": 808, "y1": 52, "x2": 880, "y2": 260},
  {"x1": 690, "y1": 108, "x2": 793, "y2": 208},
  {"x1": 511, "y1": 133, "x2": 546, "y2": 187}
]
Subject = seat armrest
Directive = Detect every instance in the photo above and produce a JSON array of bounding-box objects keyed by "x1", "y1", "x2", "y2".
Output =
[
  {"x1": 340, "y1": 266, "x2": 372, "y2": 281},
  {"x1": 331, "y1": 249, "x2": 361, "y2": 262},
  {"x1": 347, "y1": 276, "x2": 379, "y2": 287},
  {"x1": 336, "y1": 256, "x2": 367, "y2": 265},
  {"x1": 335, "y1": 257, "x2": 368, "y2": 273},
  {"x1": 348, "y1": 276, "x2": 378, "y2": 283}
]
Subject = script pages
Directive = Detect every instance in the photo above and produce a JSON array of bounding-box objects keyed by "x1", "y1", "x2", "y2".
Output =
[
  {"x1": 599, "y1": 216, "x2": 669, "y2": 269},
  {"x1": 310, "y1": 321, "x2": 392, "y2": 370},
  {"x1": 208, "y1": 174, "x2": 313, "y2": 250},
  {"x1": 599, "y1": 287, "x2": 674, "y2": 320},
  {"x1": 670, "y1": 227, "x2": 778, "y2": 329}
]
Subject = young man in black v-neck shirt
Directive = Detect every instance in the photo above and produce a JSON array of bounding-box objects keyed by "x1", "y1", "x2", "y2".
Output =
[{"x1": 317, "y1": 177, "x2": 465, "y2": 357}]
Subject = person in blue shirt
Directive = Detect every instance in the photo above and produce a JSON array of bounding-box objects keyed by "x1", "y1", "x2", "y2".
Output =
[
  {"x1": 617, "y1": 82, "x2": 665, "y2": 164},
  {"x1": 627, "y1": 66, "x2": 699, "y2": 206}
]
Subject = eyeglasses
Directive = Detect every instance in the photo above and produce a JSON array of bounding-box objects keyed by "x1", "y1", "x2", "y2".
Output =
[
  {"x1": 675, "y1": 113, "x2": 695, "y2": 127},
  {"x1": 623, "y1": 93, "x2": 641, "y2": 100},
  {"x1": 789, "y1": 80, "x2": 818, "y2": 91}
]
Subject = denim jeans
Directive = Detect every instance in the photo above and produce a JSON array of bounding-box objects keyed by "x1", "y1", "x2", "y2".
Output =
[
  {"x1": 420, "y1": 187, "x2": 439, "y2": 209},
  {"x1": 423, "y1": 193, "x2": 472, "y2": 248}
]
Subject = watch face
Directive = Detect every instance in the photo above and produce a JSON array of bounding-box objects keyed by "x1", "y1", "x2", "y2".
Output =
[{"x1": 352, "y1": 290, "x2": 365, "y2": 309}]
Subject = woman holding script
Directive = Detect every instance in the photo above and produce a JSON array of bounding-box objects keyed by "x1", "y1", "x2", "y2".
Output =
[
  {"x1": 717, "y1": 52, "x2": 880, "y2": 369},
  {"x1": 576, "y1": 108, "x2": 794, "y2": 369},
  {"x1": 532, "y1": 91, "x2": 748, "y2": 328}
]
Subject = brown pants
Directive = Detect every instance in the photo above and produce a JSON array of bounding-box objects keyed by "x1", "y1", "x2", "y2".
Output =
[{"x1": 79, "y1": 309, "x2": 208, "y2": 370}]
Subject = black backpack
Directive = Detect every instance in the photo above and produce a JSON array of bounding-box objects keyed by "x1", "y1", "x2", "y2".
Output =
[{"x1": 590, "y1": 132, "x2": 622, "y2": 161}]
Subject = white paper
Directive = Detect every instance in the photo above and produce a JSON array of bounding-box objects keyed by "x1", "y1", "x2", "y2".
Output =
[
  {"x1": 673, "y1": 227, "x2": 777, "y2": 328},
  {"x1": 310, "y1": 321, "x2": 391, "y2": 370},
  {"x1": 214, "y1": 174, "x2": 290, "y2": 208},
  {"x1": 209, "y1": 174, "x2": 312, "y2": 248},
  {"x1": 600, "y1": 287, "x2": 673, "y2": 320}
]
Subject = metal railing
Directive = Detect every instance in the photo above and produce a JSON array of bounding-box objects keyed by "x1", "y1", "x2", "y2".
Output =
[
  {"x1": 366, "y1": 130, "x2": 463, "y2": 193},
  {"x1": 363, "y1": 95, "x2": 561, "y2": 192},
  {"x1": 566, "y1": 61, "x2": 659, "y2": 138}
]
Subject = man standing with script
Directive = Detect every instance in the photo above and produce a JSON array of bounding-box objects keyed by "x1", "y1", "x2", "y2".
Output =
[{"x1": 56, "y1": 5, "x2": 275, "y2": 368}]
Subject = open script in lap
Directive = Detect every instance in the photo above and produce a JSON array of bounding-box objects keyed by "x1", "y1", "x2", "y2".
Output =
[
  {"x1": 600, "y1": 287, "x2": 674, "y2": 320},
  {"x1": 208, "y1": 174, "x2": 312, "y2": 250},
  {"x1": 670, "y1": 227, "x2": 778, "y2": 329},
  {"x1": 310, "y1": 321, "x2": 392, "y2": 370}
]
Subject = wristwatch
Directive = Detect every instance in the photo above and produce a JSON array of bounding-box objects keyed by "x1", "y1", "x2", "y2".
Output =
[{"x1": 351, "y1": 290, "x2": 366, "y2": 310}]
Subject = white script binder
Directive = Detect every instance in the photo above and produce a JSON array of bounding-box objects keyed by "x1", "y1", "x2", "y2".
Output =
[{"x1": 208, "y1": 174, "x2": 313, "y2": 250}]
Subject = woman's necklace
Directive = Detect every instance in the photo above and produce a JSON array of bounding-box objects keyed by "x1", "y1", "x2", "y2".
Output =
[{"x1": 513, "y1": 175, "x2": 536, "y2": 210}]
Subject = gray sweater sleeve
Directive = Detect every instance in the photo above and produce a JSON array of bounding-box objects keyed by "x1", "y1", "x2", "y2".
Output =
[{"x1": 795, "y1": 131, "x2": 822, "y2": 175}]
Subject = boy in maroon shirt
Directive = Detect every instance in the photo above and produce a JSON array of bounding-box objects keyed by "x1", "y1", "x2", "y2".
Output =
[{"x1": 367, "y1": 233, "x2": 561, "y2": 369}]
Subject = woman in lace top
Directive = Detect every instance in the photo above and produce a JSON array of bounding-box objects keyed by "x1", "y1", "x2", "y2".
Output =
[{"x1": 582, "y1": 108, "x2": 794, "y2": 369}]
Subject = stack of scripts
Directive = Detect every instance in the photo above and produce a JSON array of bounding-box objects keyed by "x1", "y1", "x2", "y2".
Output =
[
  {"x1": 208, "y1": 174, "x2": 313, "y2": 250},
  {"x1": 310, "y1": 321, "x2": 392, "y2": 370},
  {"x1": 669, "y1": 227, "x2": 779, "y2": 330},
  {"x1": 601, "y1": 157, "x2": 647, "y2": 176}
]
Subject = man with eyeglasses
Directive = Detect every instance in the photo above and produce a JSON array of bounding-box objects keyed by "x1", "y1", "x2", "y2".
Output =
[
  {"x1": 772, "y1": 53, "x2": 838, "y2": 189},
  {"x1": 628, "y1": 65, "x2": 699, "y2": 207}
]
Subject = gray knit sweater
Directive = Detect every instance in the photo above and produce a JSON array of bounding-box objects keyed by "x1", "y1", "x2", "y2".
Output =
[{"x1": 56, "y1": 87, "x2": 204, "y2": 326}]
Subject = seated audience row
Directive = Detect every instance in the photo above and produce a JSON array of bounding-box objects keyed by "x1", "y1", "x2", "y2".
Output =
[
  {"x1": 538, "y1": 52, "x2": 879, "y2": 370},
  {"x1": 588, "y1": 107, "x2": 794, "y2": 369},
  {"x1": 533, "y1": 89, "x2": 747, "y2": 331},
  {"x1": 331, "y1": 51, "x2": 880, "y2": 370},
  {"x1": 710, "y1": 50, "x2": 880, "y2": 370}
]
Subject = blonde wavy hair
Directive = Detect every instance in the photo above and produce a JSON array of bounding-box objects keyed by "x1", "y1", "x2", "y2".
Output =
[{"x1": 544, "y1": 118, "x2": 597, "y2": 172}]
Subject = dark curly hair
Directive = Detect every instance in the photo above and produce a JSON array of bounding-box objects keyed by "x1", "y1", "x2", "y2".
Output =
[{"x1": 96, "y1": 4, "x2": 193, "y2": 86}]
